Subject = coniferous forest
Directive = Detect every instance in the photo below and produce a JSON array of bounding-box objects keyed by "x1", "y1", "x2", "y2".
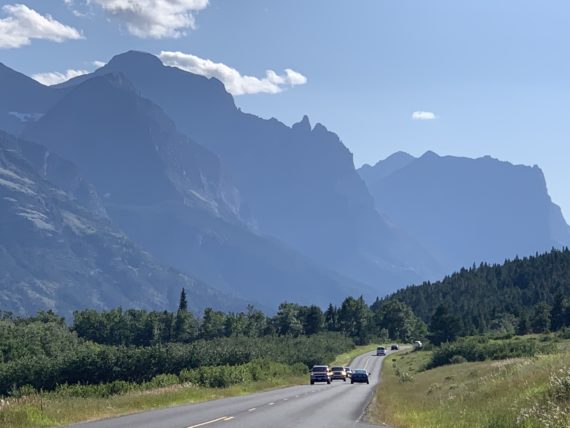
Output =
[{"x1": 382, "y1": 248, "x2": 570, "y2": 339}]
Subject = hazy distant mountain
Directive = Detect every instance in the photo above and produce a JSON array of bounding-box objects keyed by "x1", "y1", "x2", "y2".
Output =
[
  {"x1": 0, "y1": 64, "x2": 60, "y2": 135},
  {"x1": 60, "y1": 51, "x2": 442, "y2": 291},
  {"x1": 359, "y1": 151, "x2": 570, "y2": 271},
  {"x1": 23, "y1": 72, "x2": 366, "y2": 307},
  {"x1": 0, "y1": 131, "x2": 238, "y2": 317}
]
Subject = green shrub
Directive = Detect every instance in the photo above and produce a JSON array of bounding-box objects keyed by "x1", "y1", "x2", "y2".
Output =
[
  {"x1": 428, "y1": 337, "x2": 550, "y2": 369},
  {"x1": 449, "y1": 355, "x2": 467, "y2": 364}
]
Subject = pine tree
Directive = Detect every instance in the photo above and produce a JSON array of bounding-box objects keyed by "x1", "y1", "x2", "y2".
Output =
[{"x1": 178, "y1": 288, "x2": 188, "y2": 312}]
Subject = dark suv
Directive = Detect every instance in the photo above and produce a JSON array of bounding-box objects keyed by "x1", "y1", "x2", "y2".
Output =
[{"x1": 310, "y1": 365, "x2": 332, "y2": 384}]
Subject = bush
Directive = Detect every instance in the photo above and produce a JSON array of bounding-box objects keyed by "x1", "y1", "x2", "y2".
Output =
[
  {"x1": 0, "y1": 332, "x2": 350, "y2": 395},
  {"x1": 449, "y1": 355, "x2": 467, "y2": 364},
  {"x1": 428, "y1": 337, "x2": 550, "y2": 369}
]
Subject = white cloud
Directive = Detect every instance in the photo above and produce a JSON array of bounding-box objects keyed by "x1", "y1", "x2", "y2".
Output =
[
  {"x1": 92, "y1": 60, "x2": 106, "y2": 68},
  {"x1": 412, "y1": 111, "x2": 437, "y2": 121},
  {"x1": 32, "y1": 69, "x2": 88, "y2": 86},
  {"x1": 0, "y1": 4, "x2": 82, "y2": 48},
  {"x1": 89, "y1": 0, "x2": 209, "y2": 39},
  {"x1": 159, "y1": 51, "x2": 308, "y2": 95}
]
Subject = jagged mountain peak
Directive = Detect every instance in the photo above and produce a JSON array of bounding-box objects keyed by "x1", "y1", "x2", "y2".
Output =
[{"x1": 292, "y1": 115, "x2": 312, "y2": 132}]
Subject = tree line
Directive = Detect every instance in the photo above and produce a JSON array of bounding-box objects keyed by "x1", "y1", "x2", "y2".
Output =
[
  {"x1": 382, "y1": 248, "x2": 570, "y2": 342},
  {"x1": 70, "y1": 293, "x2": 427, "y2": 347}
]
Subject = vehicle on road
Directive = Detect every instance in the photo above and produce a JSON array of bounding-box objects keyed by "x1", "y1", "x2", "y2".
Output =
[
  {"x1": 331, "y1": 366, "x2": 347, "y2": 381},
  {"x1": 413, "y1": 340, "x2": 423, "y2": 350},
  {"x1": 345, "y1": 367, "x2": 352, "y2": 378},
  {"x1": 310, "y1": 365, "x2": 332, "y2": 384},
  {"x1": 390, "y1": 344, "x2": 399, "y2": 350},
  {"x1": 350, "y1": 369, "x2": 370, "y2": 384},
  {"x1": 376, "y1": 346, "x2": 386, "y2": 356}
]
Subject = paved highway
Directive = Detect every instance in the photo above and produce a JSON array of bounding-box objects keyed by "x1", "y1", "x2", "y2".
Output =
[{"x1": 71, "y1": 350, "x2": 391, "y2": 428}]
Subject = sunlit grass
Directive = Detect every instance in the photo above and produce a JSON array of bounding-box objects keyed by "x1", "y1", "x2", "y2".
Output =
[
  {"x1": 368, "y1": 336, "x2": 570, "y2": 428},
  {"x1": 0, "y1": 376, "x2": 307, "y2": 428}
]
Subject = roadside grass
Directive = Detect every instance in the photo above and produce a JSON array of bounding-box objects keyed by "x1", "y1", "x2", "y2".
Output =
[
  {"x1": 330, "y1": 343, "x2": 381, "y2": 367},
  {"x1": 0, "y1": 375, "x2": 307, "y2": 428},
  {"x1": 368, "y1": 336, "x2": 570, "y2": 428}
]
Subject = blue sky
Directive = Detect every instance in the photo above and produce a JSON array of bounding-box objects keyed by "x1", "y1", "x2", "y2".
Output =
[{"x1": 1, "y1": 0, "x2": 569, "y2": 219}]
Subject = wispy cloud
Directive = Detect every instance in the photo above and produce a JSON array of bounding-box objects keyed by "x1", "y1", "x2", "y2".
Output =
[
  {"x1": 412, "y1": 111, "x2": 437, "y2": 121},
  {"x1": 0, "y1": 4, "x2": 82, "y2": 48},
  {"x1": 159, "y1": 51, "x2": 308, "y2": 95},
  {"x1": 88, "y1": 0, "x2": 209, "y2": 39},
  {"x1": 32, "y1": 69, "x2": 88, "y2": 86},
  {"x1": 92, "y1": 60, "x2": 106, "y2": 68}
]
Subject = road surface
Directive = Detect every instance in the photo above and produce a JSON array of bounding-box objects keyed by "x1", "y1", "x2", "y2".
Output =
[{"x1": 71, "y1": 350, "x2": 390, "y2": 428}]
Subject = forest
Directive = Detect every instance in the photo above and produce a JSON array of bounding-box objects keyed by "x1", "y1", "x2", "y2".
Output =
[{"x1": 382, "y1": 248, "x2": 570, "y2": 341}]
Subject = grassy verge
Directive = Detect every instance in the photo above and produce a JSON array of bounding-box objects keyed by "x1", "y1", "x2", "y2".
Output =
[
  {"x1": 0, "y1": 375, "x2": 307, "y2": 428},
  {"x1": 330, "y1": 343, "x2": 381, "y2": 367},
  {"x1": 368, "y1": 336, "x2": 570, "y2": 428}
]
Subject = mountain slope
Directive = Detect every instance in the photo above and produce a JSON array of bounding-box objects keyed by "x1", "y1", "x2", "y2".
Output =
[
  {"x1": 0, "y1": 131, "x2": 239, "y2": 317},
  {"x1": 23, "y1": 73, "x2": 367, "y2": 307},
  {"x1": 61, "y1": 51, "x2": 442, "y2": 291},
  {"x1": 0, "y1": 63, "x2": 60, "y2": 135},
  {"x1": 359, "y1": 151, "x2": 570, "y2": 271}
]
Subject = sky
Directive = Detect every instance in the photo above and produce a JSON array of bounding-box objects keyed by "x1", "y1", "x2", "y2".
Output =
[{"x1": 1, "y1": 0, "x2": 569, "y2": 219}]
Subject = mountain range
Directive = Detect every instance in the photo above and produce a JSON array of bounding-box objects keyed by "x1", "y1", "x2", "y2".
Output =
[
  {"x1": 359, "y1": 151, "x2": 570, "y2": 272},
  {"x1": 0, "y1": 50, "x2": 568, "y2": 315},
  {"x1": 0, "y1": 130, "x2": 237, "y2": 317}
]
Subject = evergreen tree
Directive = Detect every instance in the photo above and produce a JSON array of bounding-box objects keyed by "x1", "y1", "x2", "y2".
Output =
[
  {"x1": 178, "y1": 288, "x2": 188, "y2": 312},
  {"x1": 516, "y1": 310, "x2": 531, "y2": 335},
  {"x1": 324, "y1": 304, "x2": 338, "y2": 331},
  {"x1": 550, "y1": 293, "x2": 566, "y2": 331},
  {"x1": 428, "y1": 305, "x2": 461, "y2": 345},
  {"x1": 531, "y1": 302, "x2": 551, "y2": 333}
]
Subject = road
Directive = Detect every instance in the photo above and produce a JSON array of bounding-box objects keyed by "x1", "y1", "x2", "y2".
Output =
[{"x1": 71, "y1": 350, "x2": 390, "y2": 428}]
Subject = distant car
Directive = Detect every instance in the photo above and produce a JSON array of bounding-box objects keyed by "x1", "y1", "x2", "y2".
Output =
[
  {"x1": 413, "y1": 341, "x2": 423, "y2": 350},
  {"x1": 350, "y1": 369, "x2": 370, "y2": 384},
  {"x1": 331, "y1": 366, "x2": 347, "y2": 381},
  {"x1": 310, "y1": 365, "x2": 332, "y2": 384},
  {"x1": 376, "y1": 346, "x2": 387, "y2": 356},
  {"x1": 345, "y1": 367, "x2": 352, "y2": 378},
  {"x1": 390, "y1": 344, "x2": 399, "y2": 351}
]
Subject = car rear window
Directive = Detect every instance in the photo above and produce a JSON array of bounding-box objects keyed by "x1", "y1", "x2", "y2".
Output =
[{"x1": 354, "y1": 369, "x2": 367, "y2": 374}]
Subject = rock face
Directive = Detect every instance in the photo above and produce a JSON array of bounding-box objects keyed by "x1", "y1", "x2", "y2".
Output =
[
  {"x1": 63, "y1": 51, "x2": 441, "y2": 290},
  {"x1": 0, "y1": 131, "x2": 239, "y2": 317},
  {"x1": 0, "y1": 63, "x2": 60, "y2": 135},
  {"x1": 359, "y1": 151, "x2": 570, "y2": 272},
  {"x1": 22, "y1": 72, "x2": 366, "y2": 308}
]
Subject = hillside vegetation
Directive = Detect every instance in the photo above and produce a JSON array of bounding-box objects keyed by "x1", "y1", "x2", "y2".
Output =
[{"x1": 384, "y1": 248, "x2": 570, "y2": 338}]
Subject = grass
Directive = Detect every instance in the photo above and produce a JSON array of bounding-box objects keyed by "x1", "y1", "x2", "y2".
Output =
[
  {"x1": 368, "y1": 336, "x2": 570, "y2": 428},
  {"x1": 330, "y1": 343, "x2": 381, "y2": 367},
  {"x1": 0, "y1": 375, "x2": 307, "y2": 428}
]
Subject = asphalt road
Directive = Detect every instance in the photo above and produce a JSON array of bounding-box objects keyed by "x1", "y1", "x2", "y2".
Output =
[{"x1": 71, "y1": 350, "x2": 391, "y2": 428}]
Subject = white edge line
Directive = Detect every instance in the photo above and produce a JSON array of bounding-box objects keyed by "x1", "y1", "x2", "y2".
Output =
[{"x1": 187, "y1": 416, "x2": 229, "y2": 428}]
